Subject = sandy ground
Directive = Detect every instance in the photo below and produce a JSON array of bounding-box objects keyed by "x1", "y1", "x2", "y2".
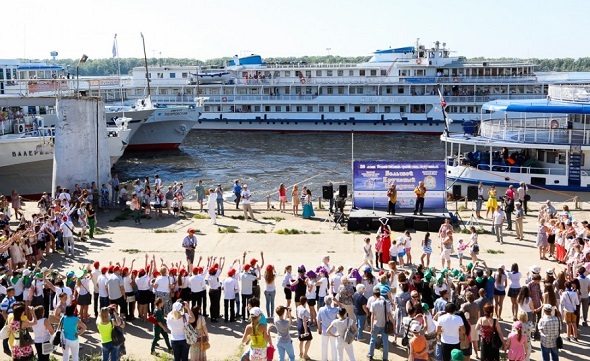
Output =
[{"x1": 11, "y1": 198, "x2": 590, "y2": 361}]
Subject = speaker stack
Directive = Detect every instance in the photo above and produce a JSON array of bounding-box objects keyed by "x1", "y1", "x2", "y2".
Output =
[
  {"x1": 467, "y1": 186, "x2": 478, "y2": 201},
  {"x1": 322, "y1": 185, "x2": 333, "y2": 200},
  {"x1": 338, "y1": 185, "x2": 348, "y2": 198}
]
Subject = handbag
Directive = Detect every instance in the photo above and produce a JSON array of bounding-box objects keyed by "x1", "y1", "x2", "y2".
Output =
[
  {"x1": 19, "y1": 323, "x2": 34, "y2": 347},
  {"x1": 460, "y1": 333, "x2": 470, "y2": 350},
  {"x1": 200, "y1": 341, "x2": 211, "y2": 351},
  {"x1": 42, "y1": 342, "x2": 53, "y2": 355},
  {"x1": 183, "y1": 316, "x2": 199, "y2": 345},
  {"x1": 344, "y1": 318, "x2": 355, "y2": 344},
  {"x1": 556, "y1": 318, "x2": 563, "y2": 349},
  {"x1": 51, "y1": 317, "x2": 64, "y2": 346},
  {"x1": 266, "y1": 344, "x2": 275, "y2": 360},
  {"x1": 382, "y1": 299, "x2": 394, "y2": 335},
  {"x1": 401, "y1": 318, "x2": 411, "y2": 347},
  {"x1": 198, "y1": 316, "x2": 210, "y2": 351},
  {"x1": 111, "y1": 320, "x2": 126, "y2": 346},
  {"x1": 147, "y1": 313, "x2": 159, "y2": 326},
  {"x1": 491, "y1": 319, "x2": 503, "y2": 349}
]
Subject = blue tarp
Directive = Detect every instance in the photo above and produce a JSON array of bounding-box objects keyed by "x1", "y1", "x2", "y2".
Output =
[
  {"x1": 483, "y1": 99, "x2": 590, "y2": 114},
  {"x1": 373, "y1": 46, "x2": 415, "y2": 54}
]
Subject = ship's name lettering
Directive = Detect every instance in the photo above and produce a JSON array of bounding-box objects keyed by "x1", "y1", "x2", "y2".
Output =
[
  {"x1": 360, "y1": 96, "x2": 395, "y2": 103},
  {"x1": 163, "y1": 111, "x2": 188, "y2": 116},
  {"x1": 12, "y1": 149, "x2": 51, "y2": 157}
]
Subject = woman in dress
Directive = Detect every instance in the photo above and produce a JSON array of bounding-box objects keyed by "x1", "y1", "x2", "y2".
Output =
[
  {"x1": 241, "y1": 307, "x2": 270, "y2": 361},
  {"x1": 485, "y1": 185, "x2": 498, "y2": 219},
  {"x1": 206, "y1": 189, "x2": 217, "y2": 225},
  {"x1": 296, "y1": 296, "x2": 313, "y2": 360},
  {"x1": 189, "y1": 306, "x2": 209, "y2": 361},
  {"x1": 291, "y1": 185, "x2": 300, "y2": 216},
  {"x1": 278, "y1": 183, "x2": 287, "y2": 212},
  {"x1": 475, "y1": 303, "x2": 504, "y2": 361},
  {"x1": 301, "y1": 189, "x2": 315, "y2": 219},
  {"x1": 536, "y1": 221, "x2": 549, "y2": 260},
  {"x1": 11, "y1": 189, "x2": 23, "y2": 220},
  {"x1": 377, "y1": 220, "x2": 392, "y2": 269},
  {"x1": 420, "y1": 232, "x2": 433, "y2": 267},
  {"x1": 394, "y1": 282, "x2": 411, "y2": 343},
  {"x1": 61, "y1": 305, "x2": 88, "y2": 361},
  {"x1": 8, "y1": 302, "x2": 36, "y2": 361},
  {"x1": 32, "y1": 306, "x2": 54, "y2": 361},
  {"x1": 504, "y1": 321, "x2": 528, "y2": 361}
]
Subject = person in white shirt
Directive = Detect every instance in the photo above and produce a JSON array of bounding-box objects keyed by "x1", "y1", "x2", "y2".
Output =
[
  {"x1": 91, "y1": 261, "x2": 102, "y2": 317},
  {"x1": 435, "y1": 303, "x2": 466, "y2": 361},
  {"x1": 222, "y1": 268, "x2": 239, "y2": 322},
  {"x1": 560, "y1": 281, "x2": 580, "y2": 341},
  {"x1": 241, "y1": 184, "x2": 255, "y2": 221},
  {"x1": 207, "y1": 188, "x2": 217, "y2": 225},
  {"x1": 577, "y1": 266, "x2": 590, "y2": 327},
  {"x1": 189, "y1": 266, "x2": 207, "y2": 313},
  {"x1": 59, "y1": 216, "x2": 75, "y2": 257},
  {"x1": 493, "y1": 207, "x2": 506, "y2": 244},
  {"x1": 330, "y1": 267, "x2": 344, "y2": 296},
  {"x1": 97, "y1": 267, "x2": 109, "y2": 309}
]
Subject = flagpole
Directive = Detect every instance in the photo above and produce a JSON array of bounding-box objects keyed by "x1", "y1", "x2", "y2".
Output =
[{"x1": 113, "y1": 34, "x2": 124, "y2": 110}]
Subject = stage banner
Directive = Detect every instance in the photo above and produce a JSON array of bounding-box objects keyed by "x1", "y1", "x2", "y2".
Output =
[{"x1": 352, "y1": 160, "x2": 446, "y2": 210}]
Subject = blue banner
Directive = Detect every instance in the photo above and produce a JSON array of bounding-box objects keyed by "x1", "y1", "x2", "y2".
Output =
[{"x1": 352, "y1": 160, "x2": 446, "y2": 210}]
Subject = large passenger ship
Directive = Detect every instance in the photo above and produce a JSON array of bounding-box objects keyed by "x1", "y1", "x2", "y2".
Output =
[{"x1": 116, "y1": 40, "x2": 564, "y2": 133}]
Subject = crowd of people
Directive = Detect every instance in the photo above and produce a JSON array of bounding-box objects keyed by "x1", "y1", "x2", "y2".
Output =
[{"x1": 1, "y1": 177, "x2": 590, "y2": 361}]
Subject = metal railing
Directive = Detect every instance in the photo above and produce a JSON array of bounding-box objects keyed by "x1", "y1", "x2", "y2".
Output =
[
  {"x1": 548, "y1": 84, "x2": 590, "y2": 102},
  {"x1": 479, "y1": 117, "x2": 590, "y2": 145},
  {"x1": 474, "y1": 163, "x2": 566, "y2": 176}
]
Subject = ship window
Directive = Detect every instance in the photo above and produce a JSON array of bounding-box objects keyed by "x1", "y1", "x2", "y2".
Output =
[
  {"x1": 370, "y1": 70, "x2": 377, "y2": 76},
  {"x1": 275, "y1": 106, "x2": 281, "y2": 111},
  {"x1": 385, "y1": 87, "x2": 392, "y2": 94},
  {"x1": 349, "y1": 70, "x2": 354, "y2": 76},
  {"x1": 253, "y1": 106, "x2": 260, "y2": 112},
  {"x1": 182, "y1": 72, "x2": 188, "y2": 78},
  {"x1": 305, "y1": 70, "x2": 311, "y2": 77},
  {"x1": 327, "y1": 70, "x2": 333, "y2": 76},
  {"x1": 296, "y1": 106, "x2": 302, "y2": 112},
  {"x1": 338, "y1": 87, "x2": 345, "y2": 94},
  {"x1": 327, "y1": 87, "x2": 333, "y2": 94},
  {"x1": 399, "y1": 70, "x2": 408, "y2": 77},
  {"x1": 284, "y1": 71, "x2": 290, "y2": 77},
  {"x1": 319, "y1": 106, "x2": 324, "y2": 112},
  {"x1": 340, "y1": 106, "x2": 345, "y2": 112},
  {"x1": 307, "y1": 106, "x2": 313, "y2": 112},
  {"x1": 329, "y1": 106, "x2": 335, "y2": 112},
  {"x1": 384, "y1": 106, "x2": 391, "y2": 113},
  {"x1": 415, "y1": 69, "x2": 425, "y2": 76},
  {"x1": 170, "y1": 73, "x2": 176, "y2": 78},
  {"x1": 147, "y1": 73, "x2": 152, "y2": 78},
  {"x1": 360, "y1": 70, "x2": 366, "y2": 76},
  {"x1": 354, "y1": 106, "x2": 361, "y2": 113},
  {"x1": 316, "y1": 70, "x2": 322, "y2": 76},
  {"x1": 337, "y1": 70, "x2": 343, "y2": 76},
  {"x1": 558, "y1": 152, "x2": 567, "y2": 165},
  {"x1": 157, "y1": 73, "x2": 163, "y2": 79},
  {"x1": 400, "y1": 106, "x2": 406, "y2": 113},
  {"x1": 357, "y1": 87, "x2": 363, "y2": 94},
  {"x1": 286, "y1": 106, "x2": 290, "y2": 112},
  {"x1": 265, "y1": 106, "x2": 270, "y2": 112},
  {"x1": 398, "y1": 86, "x2": 404, "y2": 94},
  {"x1": 350, "y1": 88, "x2": 355, "y2": 94},
  {"x1": 158, "y1": 89, "x2": 167, "y2": 95},
  {"x1": 381, "y1": 70, "x2": 387, "y2": 76},
  {"x1": 546, "y1": 151, "x2": 557, "y2": 164},
  {"x1": 204, "y1": 106, "x2": 210, "y2": 111}
]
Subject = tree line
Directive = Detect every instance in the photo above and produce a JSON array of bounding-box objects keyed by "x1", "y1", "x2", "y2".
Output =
[{"x1": 29, "y1": 56, "x2": 590, "y2": 76}]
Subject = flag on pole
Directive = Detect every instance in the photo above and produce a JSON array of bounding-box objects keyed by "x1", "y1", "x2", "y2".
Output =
[{"x1": 112, "y1": 34, "x2": 118, "y2": 58}]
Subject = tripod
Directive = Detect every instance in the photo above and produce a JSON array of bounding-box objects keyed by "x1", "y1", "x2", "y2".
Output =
[{"x1": 466, "y1": 200, "x2": 480, "y2": 229}]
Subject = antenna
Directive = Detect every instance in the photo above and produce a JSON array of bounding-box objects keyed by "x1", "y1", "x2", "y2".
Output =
[{"x1": 140, "y1": 32, "x2": 151, "y2": 97}]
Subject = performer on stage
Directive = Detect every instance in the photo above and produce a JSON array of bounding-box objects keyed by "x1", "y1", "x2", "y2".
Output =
[
  {"x1": 413, "y1": 181, "x2": 427, "y2": 215},
  {"x1": 387, "y1": 185, "x2": 397, "y2": 215}
]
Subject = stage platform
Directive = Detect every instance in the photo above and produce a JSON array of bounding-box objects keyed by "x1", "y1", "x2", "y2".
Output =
[{"x1": 347, "y1": 208, "x2": 449, "y2": 232}]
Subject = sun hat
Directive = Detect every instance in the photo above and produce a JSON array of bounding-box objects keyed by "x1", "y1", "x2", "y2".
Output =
[
  {"x1": 409, "y1": 321, "x2": 423, "y2": 333},
  {"x1": 543, "y1": 304, "x2": 553, "y2": 311},
  {"x1": 529, "y1": 265, "x2": 540, "y2": 274},
  {"x1": 172, "y1": 302, "x2": 184, "y2": 312}
]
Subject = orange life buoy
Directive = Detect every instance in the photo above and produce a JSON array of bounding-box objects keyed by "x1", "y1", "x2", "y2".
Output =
[
  {"x1": 300, "y1": 78, "x2": 306, "y2": 84},
  {"x1": 221, "y1": 96, "x2": 227, "y2": 102},
  {"x1": 549, "y1": 119, "x2": 558, "y2": 129},
  {"x1": 416, "y1": 58, "x2": 422, "y2": 65}
]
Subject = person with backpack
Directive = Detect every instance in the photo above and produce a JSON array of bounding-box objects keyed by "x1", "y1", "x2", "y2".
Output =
[
  {"x1": 97, "y1": 306, "x2": 124, "y2": 361},
  {"x1": 326, "y1": 307, "x2": 358, "y2": 361}
]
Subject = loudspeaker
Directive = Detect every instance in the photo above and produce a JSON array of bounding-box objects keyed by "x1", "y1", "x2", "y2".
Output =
[
  {"x1": 452, "y1": 185, "x2": 462, "y2": 200},
  {"x1": 467, "y1": 186, "x2": 478, "y2": 201},
  {"x1": 390, "y1": 218, "x2": 406, "y2": 232},
  {"x1": 414, "y1": 219, "x2": 429, "y2": 232},
  {"x1": 339, "y1": 185, "x2": 348, "y2": 198},
  {"x1": 322, "y1": 185, "x2": 333, "y2": 200}
]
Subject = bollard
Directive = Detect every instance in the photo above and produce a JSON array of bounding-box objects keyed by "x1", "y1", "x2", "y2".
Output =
[
  {"x1": 266, "y1": 195, "x2": 271, "y2": 210},
  {"x1": 318, "y1": 197, "x2": 322, "y2": 210},
  {"x1": 574, "y1": 196, "x2": 579, "y2": 210}
]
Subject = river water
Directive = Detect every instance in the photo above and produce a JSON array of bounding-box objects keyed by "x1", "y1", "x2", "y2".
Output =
[{"x1": 113, "y1": 131, "x2": 445, "y2": 199}]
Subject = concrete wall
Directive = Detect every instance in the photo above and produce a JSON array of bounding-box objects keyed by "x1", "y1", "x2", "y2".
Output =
[{"x1": 52, "y1": 96, "x2": 111, "y2": 195}]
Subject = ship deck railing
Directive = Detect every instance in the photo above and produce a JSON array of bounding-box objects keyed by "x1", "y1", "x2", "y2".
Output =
[
  {"x1": 548, "y1": 85, "x2": 590, "y2": 103},
  {"x1": 479, "y1": 117, "x2": 590, "y2": 145}
]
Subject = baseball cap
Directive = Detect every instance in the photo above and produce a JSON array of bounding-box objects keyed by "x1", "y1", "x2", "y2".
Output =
[
  {"x1": 543, "y1": 304, "x2": 553, "y2": 312},
  {"x1": 250, "y1": 307, "x2": 263, "y2": 317},
  {"x1": 451, "y1": 349, "x2": 464, "y2": 361},
  {"x1": 172, "y1": 302, "x2": 184, "y2": 312},
  {"x1": 188, "y1": 229, "x2": 195, "y2": 234},
  {"x1": 409, "y1": 321, "x2": 423, "y2": 333},
  {"x1": 514, "y1": 321, "x2": 523, "y2": 329}
]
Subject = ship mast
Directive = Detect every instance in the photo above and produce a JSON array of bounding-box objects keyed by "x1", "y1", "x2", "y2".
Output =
[{"x1": 140, "y1": 32, "x2": 151, "y2": 98}]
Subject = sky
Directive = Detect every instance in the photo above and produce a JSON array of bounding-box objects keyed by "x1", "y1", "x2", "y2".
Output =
[{"x1": 3, "y1": 0, "x2": 589, "y2": 61}]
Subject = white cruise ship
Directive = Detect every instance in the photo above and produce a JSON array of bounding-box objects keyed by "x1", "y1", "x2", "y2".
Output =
[{"x1": 116, "y1": 40, "x2": 567, "y2": 133}]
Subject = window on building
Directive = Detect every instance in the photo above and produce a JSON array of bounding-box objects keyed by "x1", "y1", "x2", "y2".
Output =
[
  {"x1": 360, "y1": 70, "x2": 366, "y2": 76},
  {"x1": 305, "y1": 70, "x2": 311, "y2": 77},
  {"x1": 349, "y1": 70, "x2": 354, "y2": 76},
  {"x1": 381, "y1": 70, "x2": 387, "y2": 76},
  {"x1": 370, "y1": 70, "x2": 377, "y2": 76},
  {"x1": 327, "y1": 70, "x2": 333, "y2": 76},
  {"x1": 337, "y1": 70, "x2": 344, "y2": 76},
  {"x1": 170, "y1": 73, "x2": 176, "y2": 78},
  {"x1": 275, "y1": 106, "x2": 281, "y2": 111},
  {"x1": 339, "y1": 106, "x2": 345, "y2": 112},
  {"x1": 384, "y1": 106, "x2": 391, "y2": 113},
  {"x1": 307, "y1": 106, "x2": 313, "y2": 112},
  {"x1": 398, "y1": 86, "x2": 404, "y2": 94},
  {"x1": 319, "y1": 106, "x2": 324, "y2": 112},
  {"x1": 338, "y1": 87, "x2": 345, "y2": 94},
  {"x1": 265, "y1": 106, "x2": 270, "y2": 112},
  {"x1": 284, "y1": 71, "x2": 290, "y2": 77},
  {"x1": 316, "y1": 70, "x2": 322, "y2": 76},
  {"x1": 286, "y1": 106, "x2": 291, "y2": 112},
  {"x1": 328, "y1": 106, "x2": 335, "y2": 112},
  {"x1": 354, "y1": 106, "x2": 361, "y2": 112},
  {"x1": 182, "y1": 72, "x2": 188, "y2": 78},
  {"x1": 357, "y1": 87, "x2": 363, "y2": 94},
  {"x1": 296, "y1": 106, "x2": 302, "y2": 112},
  {"x1": 327, "y1": 87, "x2": 333, "y2": 94}
]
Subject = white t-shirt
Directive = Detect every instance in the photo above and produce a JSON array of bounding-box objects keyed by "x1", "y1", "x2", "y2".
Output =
[
  {"x1": 154, "y1": 276, "x2": 172, "y2": 293},
  {"x1": 223, "y1": 277, "x2": 238, "y2": 299},
  {"x1": 508, "y1": 272, "x2": 522, "y2": 289},
  {"x1": 317, "y1": 277, "x2": 328, "y2": 298},
  {"x1": 241, "y1": 189, "x2": 252, "y2": 204},
  {"x1": 493, "y1": 210, "x2": 505, "y2": 225},
  {"x1": 166, "y1": 313, "x2": 189, "y2": 341},
  {"x1": 135, "y1": 275, "x2": 150, "y2": 291},
  {"x1": 97, "y1": 274, "x2": 108, "y2": 297},
  {"x1": 91, "y1": 269, "x2": 101, "y2": 293},
  {"x1": 189, "y1": 274, "x2": 206, "y2": 293},
  {"x1": 330, "y1": 273, "x2": 343, "y2": 294},
  {"x1": 437, "y1": 313, "x2": 464, "y2": 344}
]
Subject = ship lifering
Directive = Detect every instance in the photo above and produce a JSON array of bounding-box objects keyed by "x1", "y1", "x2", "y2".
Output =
[
  {"x1": 300, "y1": 78, "x2": 306, "y2": 84},
  {"x1": 416, "y1": 58, "x2": 422, "y2": 65},
  {"x1": 549, "y1": 119, "x2": 559, "y2": 129},
  {"x1": 221, "y1": 97, "x2": 227, "y2": 102},
  {"x1": 179, "y1": 124, "x2": 188, "y2": 134}
]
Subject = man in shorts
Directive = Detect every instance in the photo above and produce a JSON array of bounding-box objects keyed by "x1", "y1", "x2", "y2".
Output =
[{"x1": 441, "y1": 230, "x2": 453, "y2": 269}]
